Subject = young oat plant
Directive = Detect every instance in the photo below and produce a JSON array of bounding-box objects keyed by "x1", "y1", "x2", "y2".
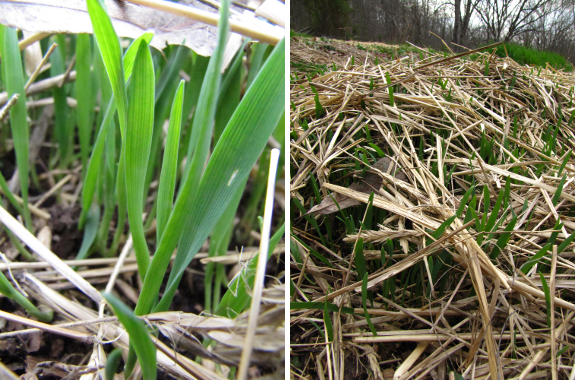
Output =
[{"x1": 0, "y1": 0, "x2": 285, "y2": 378}]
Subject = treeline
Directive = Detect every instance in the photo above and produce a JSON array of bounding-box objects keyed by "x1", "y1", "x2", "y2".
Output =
[{"x1": 291, "y1": 0, "x2": 575, "y2": 62}]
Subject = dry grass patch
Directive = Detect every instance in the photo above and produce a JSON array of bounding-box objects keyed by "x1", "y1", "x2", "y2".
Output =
[{"x1": 290, "y1": 40, "x2": 575, "y2": 379}]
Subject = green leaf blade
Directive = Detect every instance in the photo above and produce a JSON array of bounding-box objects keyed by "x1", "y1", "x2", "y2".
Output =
[
  {"x1": 156, "y1": 38, "x2": 286, "y2": 313},
  {"x1": 76, "y1": 34, "x2": 95, "y2": 175},
  {"x1": 157, "y1": 80, "x2": 184, "y2": 242},
  {"x1": 87, "y1": 0, "x2": 128, "y2": 137},
  {"x1": 125, "y1": 40, "x2": 155, "y2": 278},
  {"x1": 0, "y1": 25, "x2": 32, "y2": 230},
  {"x1": 103, "y1": 292, "x2": 156, "y2": 380}
]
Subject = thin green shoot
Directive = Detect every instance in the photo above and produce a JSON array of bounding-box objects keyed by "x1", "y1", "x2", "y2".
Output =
[
  {"x1": 103, "y1": 292, "x2": 156, "y2": 380},
  {"x1": 539, "y1": 273, "x2": 552, "y2": 328},
  {"x1": 362, "y1": 273, "x2": 377, "y2": 336},
  {"x1": 0, "y1": 271, "x2": 52, "y2": 322}
]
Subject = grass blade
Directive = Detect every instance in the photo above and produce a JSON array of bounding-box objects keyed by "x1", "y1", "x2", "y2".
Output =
[
  {"x1": 75, "y1": 203, "x2": 100, "y2": 261},
  {"x1": 50, "y1": 39, "x2": 73, "y2": 167},
  {"x1": 431, "y1": 215, "x2": 457, "y2": 240},
  {"x1": 76, "y1": 34, "x2": 95, "y2": 176},
  {"x1": 180, "y1": 53, "x2": 209, "y2": 134},
  {"x1": 456, "y1": 185, "x2": 475, "y2": 217},
  {"x1": 246, "y1": 42, "x2": 270, "y2": 90},
  {"x1": 125, "y1": 39, "x2": 155, "y2": 278},
  {"x1": 0, "y1": 25, "x2": 32, "y2": 230},
  {"x1": 324, "y1": 294, "x2": 334, "y2": 342},
  {"x1": 0, "y1": 171, "x2": 24, "y2": 217},
  {"x1": 123, "y1": 33, "x2": 153, "y2": 81},
  {"x1": 552, "y1": 174, "x2": 567, "y2": 206},
  {"x1": 290, "y1": 302, "x2": 356, "y2": 315},
  {"x1": 156, "y1": 80, "x2": 184, "y2": 242},
  {"x1": 490, "y1": 216, "x2": 517, "y2": 260},
  {"x1": 181, "y1": 0, "x2": 230, "y2": 190},
  {"x1": 0, "y1": 271, "x2": 52, "y2": 322},
  {"x1": 362, "y1": 273, "x2": 377, "y2": 336},
  {"x1": 81, "y1": 32, "x2": 152, "y2": 235},
  {"x1": 105, "y1": 348, "x2": 123, "y2": 380},
  {"x1": 558, "y1": 151, "x2": 572, "y2": 177},
  {"x1": 102, "y1": 292, "x2": 156, "y2": 380},
  {"x1": 520, "y1": 221, "x2": 565, "y2": 274},
  {"x1": 78, "y1": 96, "x2": 116, "y2": 228},
  {"x1": 485, "y1": 178, "x2": 507, "y2": 232},
  {"x1": 157, "y1": 41, "x2": 285, "y2": 312},
  {"x1": 355, "y1": 238, "x2": 366, "y2": 279},
  {"x1": 539, "y1": 273, "x2": 552, "y2": 328},
  {"x1": 214, "y1": 41, "x2": 246, "y2": 143},
  {"x1": 87, "y1": 0, "x2": 128, "y2": 137}
]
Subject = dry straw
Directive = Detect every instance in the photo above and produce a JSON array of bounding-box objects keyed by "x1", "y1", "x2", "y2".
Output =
[{"x1": 291, "y1": 39, "x2": 575, "y2": 380}]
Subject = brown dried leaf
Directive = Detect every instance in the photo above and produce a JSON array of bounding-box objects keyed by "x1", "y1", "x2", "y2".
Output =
[
  {"x1": 307, "y1": 156, "x2": 408, "y2": 216},
  {"x1": 0, "y1": 0, "x2": 249, "y2": 56}
]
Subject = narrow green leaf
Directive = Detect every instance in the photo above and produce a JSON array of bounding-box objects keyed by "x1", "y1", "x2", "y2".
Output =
[
  {"x1": 456, "y1": 185, "x2": 475, "y2": 217},
  {"x1": 557, "y1": 346, "x2": 569, "y2": 357},
  {"x1": 105, "y1": 348, "x2": 123, "y2": 380},
  {"x1": 157, "y1": 80, "x2": 184, "y2": 242},
  {"x1": 311, "y1": 85, "x2": 325, "y2": 119},
  {"x1": 180, "y1": 54, "x2": 209, "y2": 134},
  {"x1": 490, "y1": 216, "x2": 517, "y2": 260},
  {"x1": 0, "y1": 271, "x2": 52, "y2": 322},
  {"x1": 503, "y1": 175, "x2": 511, "y2": 205},
  {"x1": 368, "y1": 143, "x2": 385, "y2": 157},
  {"x1": 204, "y1": 181, "x2": 242, "y2": 312},
  {"x1": 557, "y1": 230, "x2": 575, "y2": 253},
  {"x1": 362, "y1": 273, "x2": 377, "y2": 336},
  {"x1": 214, "y1": 41, "x2": 246, "y2": 143},
  {"x1": 76, "y1": 34, "x2": 95, "y2": 175},
  {"x1": 125, "y1": 40, "x2": 155, "y2": 278},
  {"x1": 75, "y1": 203, "x2": 100, "y2": 261},
  {"x1": 364, "y1": 192, "x2": 374, "y2": 230},
  {"x1": 385, "y1": 72, "x2": 394, "y2": 106},
  {"x1": 539, "y1": 273, "x2": 552, "y2": 328},
  {"x1": 135, "y1": 37, "x2": 285, "y2": 317},
  {"x1": 521, "y1": 244, "x2": 552, "y2": 274},
  {"x1": 123, "y1": 33, "x2": 154, "y2": 81},
  {"x1": 558, "y1": 151, "x2": 572, "y2": 177},
  {"x1": 431, "y1": 216, "x2": 457, "y2": 240},
  {"x1": 485, "y1": 182, "x2": 506, "y2": 233},
  {"x1": 87, "y1": 0, "x2": 128, "y2": 137},
  {"x1": 50, "y1": 39, "x2": 73, "y2": 167},
  {"x1": 0, "y1": 25, "x2": 32, "y2": 230},
  {"x1": 355, "y1": 238, "x2": 367, "y2": 279},
  {"x1": 324, "y1": 295, "x2": 333, "y2": 342},
  {"x1": 552, "y1": 174, "x2": 567, "y2": 206},
  {"x1": 103, "y1": 292, "x2": 156, "y2": 380},
  {"x1": 146, "y1": 38, "x2": 285, "y2": 314},
  {"x1": 246, "y1": 42, "x2": 270, "y2": 90},
  {"x1": 183, "y1": 0, "x2": 230, "y2": 179},
  {"x1": 290, "y1": 302, "x2": 356, "y2": 315},
  {"x1": 79, "y1": 96, "x2": 116, "y2": 228},
  {"x1": 0, "y1": 171, "x2": 24, "y2": 216}
]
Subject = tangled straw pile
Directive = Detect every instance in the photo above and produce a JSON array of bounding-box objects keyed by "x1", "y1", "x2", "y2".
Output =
[{"x1": 290, "y1": 42, "x2": 575, "y2": 379}]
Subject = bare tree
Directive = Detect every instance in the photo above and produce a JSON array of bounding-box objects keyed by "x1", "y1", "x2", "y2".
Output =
[
  {"x1": 476, "y1": 0, "x2": 554, "y2": 42},
  {"x1": 453, "y1": 0, "x2": 479, "y2": 46}
]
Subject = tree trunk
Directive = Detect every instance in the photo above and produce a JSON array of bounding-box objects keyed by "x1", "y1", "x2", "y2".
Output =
[{"x1": 453, "y1": 0, "x2": 461, "y2": 45}]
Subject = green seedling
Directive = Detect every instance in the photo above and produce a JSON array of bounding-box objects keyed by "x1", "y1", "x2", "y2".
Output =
[{"x1": 0, "y1": 271, "x2": 52, "y2": 322}]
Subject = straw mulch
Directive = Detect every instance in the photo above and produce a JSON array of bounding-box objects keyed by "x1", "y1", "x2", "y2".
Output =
[
  {"x1": 0, "y1": 239, "x2": 285, "y2": 379},
  {"x1": 290, "y1": 40, "x2": 575, "y2": 380},
  {"x1": 290, "y1": 37, "x2": 399, "y2": 70}
]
